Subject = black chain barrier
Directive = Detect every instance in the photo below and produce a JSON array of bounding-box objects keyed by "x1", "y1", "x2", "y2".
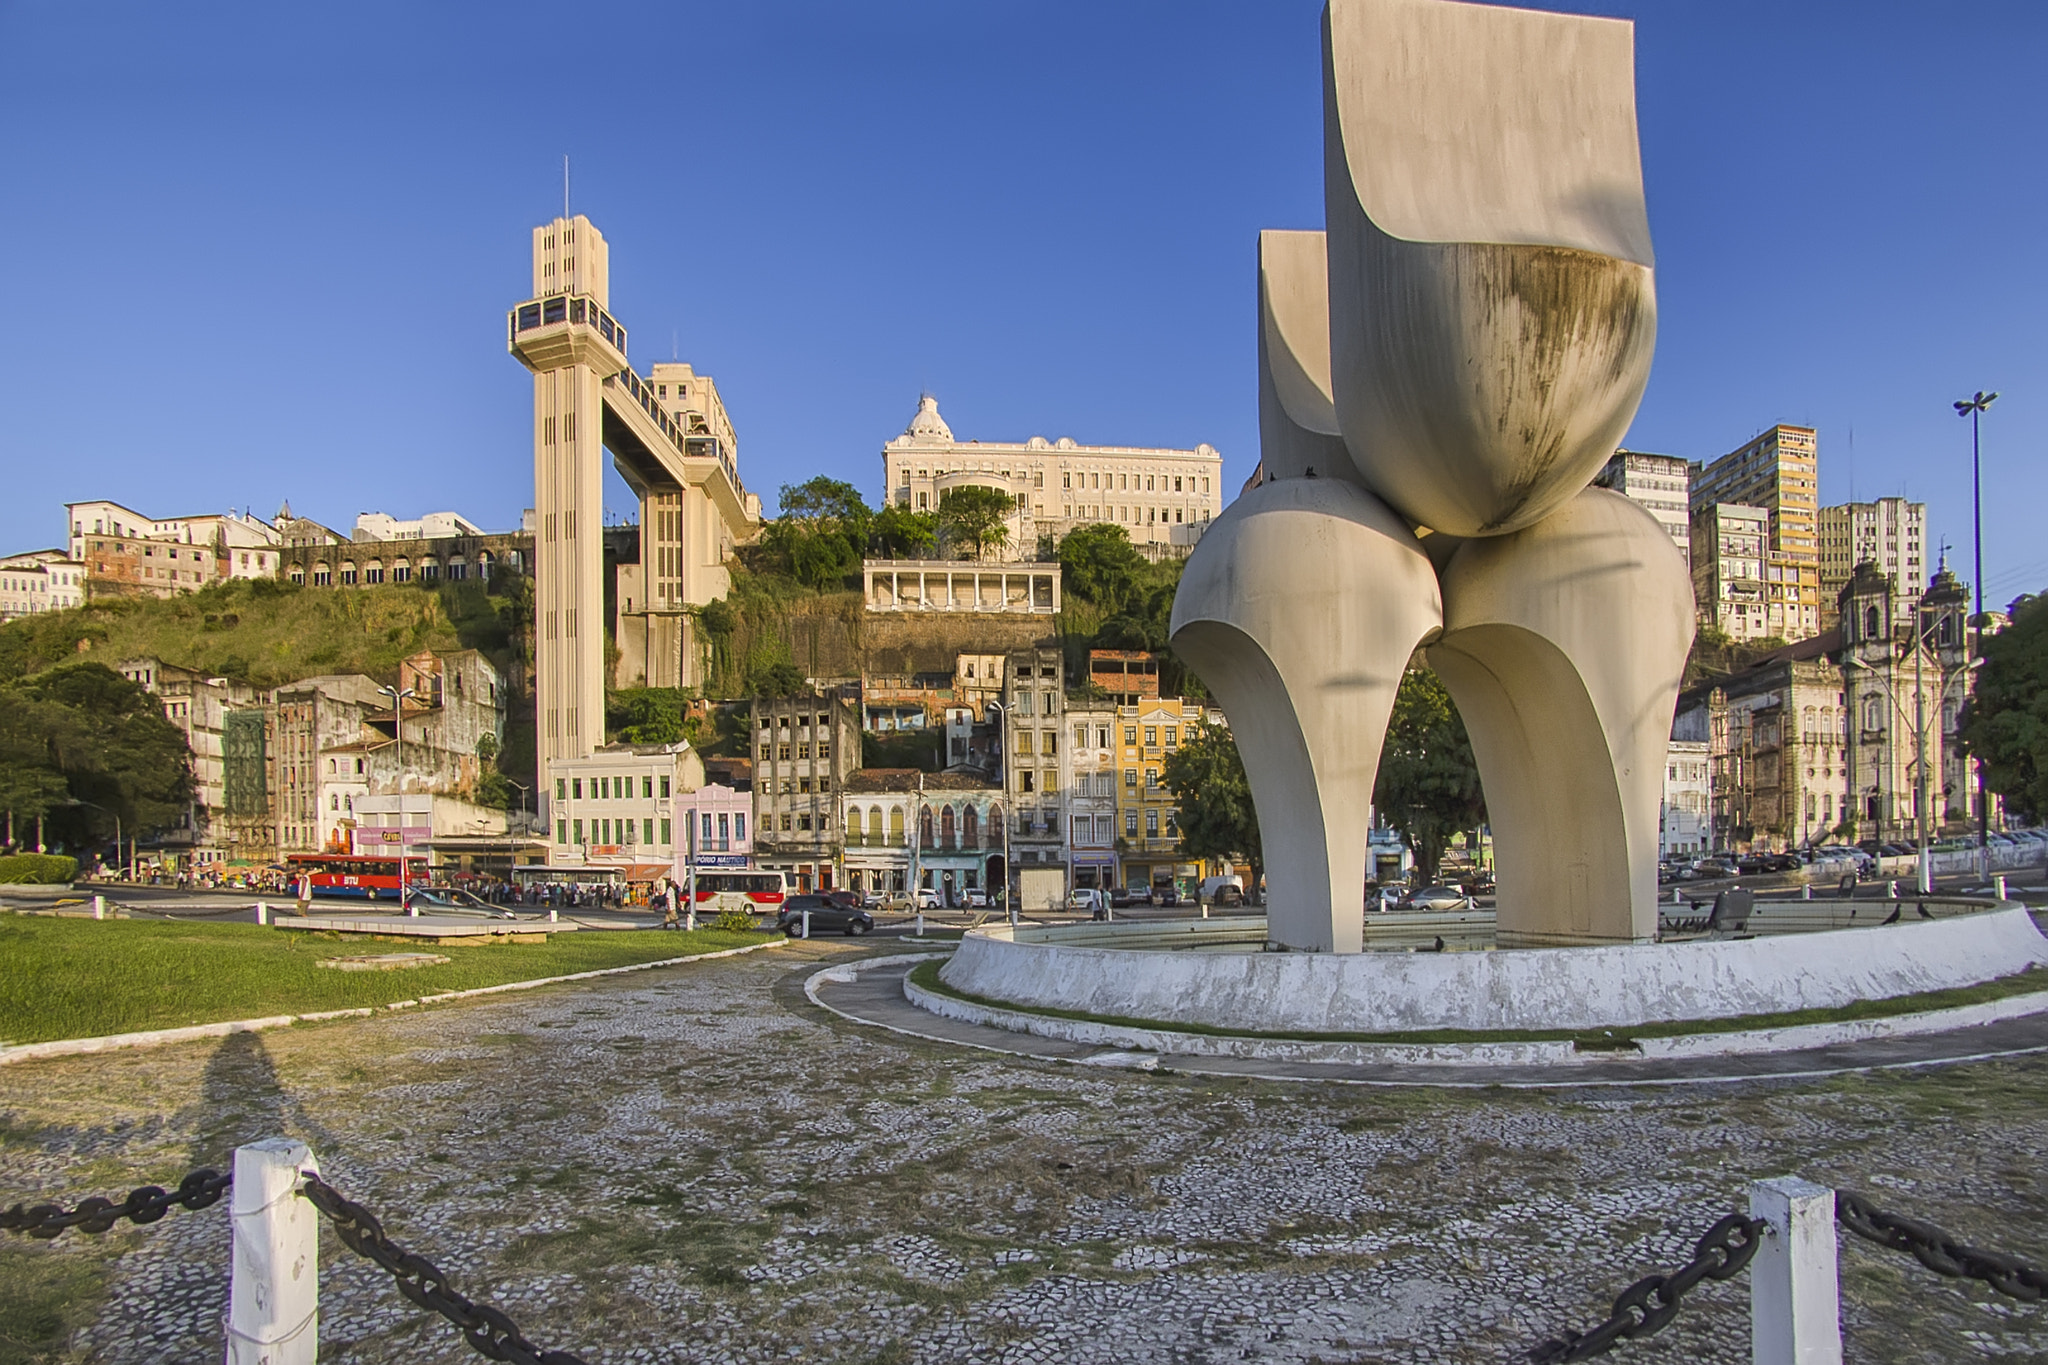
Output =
[
  {"x1": 1527, "y1": 1212, "x2": 1764, "y2": 1363},
  {"x1": 0, "y1": 1168, "x2": 230, "y2": 1239},
  {"x1": 300, "y1": 1172, "x2": 589, "y2": 1365},
  {"x1": 1837, "y1": 1189, "x2": 2048, "y2": 1301}
]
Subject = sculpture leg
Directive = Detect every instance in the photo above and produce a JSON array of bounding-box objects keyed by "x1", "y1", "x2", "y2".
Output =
[
  {"x1": 1171, "y1": 478, "x2": 1441, "y2": 953},
  {"x1": 1430, "y1": 488, "x2": 1693, "y2": 945}
]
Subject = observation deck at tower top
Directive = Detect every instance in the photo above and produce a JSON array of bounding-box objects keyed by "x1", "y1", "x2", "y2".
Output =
[{"x1": 507, "y1": 291, "x2": 748, "y2": 515}]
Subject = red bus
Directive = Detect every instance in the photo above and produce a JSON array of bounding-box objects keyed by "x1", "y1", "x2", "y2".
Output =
[{"x1": 285, "y1": 854, "x2": 429, "y2": 900}]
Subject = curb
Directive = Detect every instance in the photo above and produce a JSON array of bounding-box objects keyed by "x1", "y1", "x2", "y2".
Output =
[{"x1": 0, "y1": 937, "x2": 788, "y2": 1066}]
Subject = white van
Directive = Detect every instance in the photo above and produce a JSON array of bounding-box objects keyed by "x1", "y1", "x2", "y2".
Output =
[{"x1": 1199, "y1": 874, "x2": 1245, "y2": 906}]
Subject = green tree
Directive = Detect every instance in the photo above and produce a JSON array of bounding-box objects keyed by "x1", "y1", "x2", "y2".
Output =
[
  {"x1": 870, "y1": 503, "x2": 938, "y2": 558},
  {"x1": 1058, "y1": 523, "x2": 1147, "y2": 612},
  {"x1": 760, "y1": 476, "x2": 873, "y2": 589},
  {"x1": 1961, "y1": 592, "x2": 2048, "y2": 822},
  {"x1": 1162, "y1": 719, "x2": 1261, "y2": 898},
  {"x1": 1372, "y1": 666, "x2": 1486, "y2": 882},
  {"x1": 936, "y1": 485, "x2": 1014, "y2": 560},
  {"x1": 0, "y1": 662, "x2": 194, "y2": 853},
  {"x1": 607, "y1": 688, "x2": 690, "y2": 744}
]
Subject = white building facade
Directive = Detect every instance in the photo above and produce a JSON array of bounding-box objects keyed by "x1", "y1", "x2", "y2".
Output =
[
  {"x1": 882, "y1": 395, "x2": 1224, "y2": 559},
  {"x1": 1661, "y1": 739, "x2": 1710, "y2": 858},
  {"x1": 1819, "y1": 498, "x2": 1927, "y2": 631},
  {"x1": 0, "y1": 551, "x2": 85, "y2": 620}
]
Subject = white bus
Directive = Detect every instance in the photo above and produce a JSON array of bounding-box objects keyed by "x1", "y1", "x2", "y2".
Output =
[{"x1": 686, "y1": 869, "x2": 787, "y2": 917}]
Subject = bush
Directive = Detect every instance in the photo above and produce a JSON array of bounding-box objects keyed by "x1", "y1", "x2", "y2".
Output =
[
  {"x1": 713, "y1": 910, "x2": 759, "y2": 933},
  {"x1": 0, "y1": 854, "x2": 80, "y2": 884}
]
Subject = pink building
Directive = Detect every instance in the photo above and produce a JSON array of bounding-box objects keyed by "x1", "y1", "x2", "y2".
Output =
[{"x1": 674, "y1": 783, "x2": 752, "y2": 877}]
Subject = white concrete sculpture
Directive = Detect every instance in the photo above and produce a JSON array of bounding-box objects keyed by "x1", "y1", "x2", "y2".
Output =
[{"x1": 1172, "y1": 0, "x2": 1690, "y2": 950}]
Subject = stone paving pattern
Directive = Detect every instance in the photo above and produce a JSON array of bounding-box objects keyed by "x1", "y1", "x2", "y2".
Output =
[{"x1": 5, "y1": 940, "x2": 2048, "y2": 1363}]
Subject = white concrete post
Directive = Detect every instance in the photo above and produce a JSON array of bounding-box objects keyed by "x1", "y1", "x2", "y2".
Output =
[
  {"x1": 1801, "y1": 884, "x2": 1812, "y2": 901},
  {"x1": 1201, "y1": 900, "x2": 1210, "y2": 919},
  {"x1": 1749, "y1": 1177, "x2": 1840, "y2": 1365},
  {"x1": 548, "y1": 908, "x2": 558, "y2": 923},
  {"x1": 93, "y1": 894, "x2": 106, "y2": 920},
  {"x1": 255, "y1": 902, "x2": 268, "y2": 926},
  {"x1": 1885, "y1": 879, "x2": 1899, "y2": 900},
  {"x1": 227, "y1": 1138, "x2": 320, "y2": 1365},
  {"x1": 801, "y1": 908, "x2": 811, "y2": 939},
  {"x1": 1673, "y1": 887, "x2": 1683, "y2": 904},
  {"x1": 1995, "y1": 874, "x2": 2008, "y2": 901},
  {"x1": 915, "y1": 911, "x2": 924, "y2": 938}
]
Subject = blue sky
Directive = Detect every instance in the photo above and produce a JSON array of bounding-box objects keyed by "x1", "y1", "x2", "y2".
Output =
[{"x1": 3, "y1": 1, "x2": 2043, "y2": 606}]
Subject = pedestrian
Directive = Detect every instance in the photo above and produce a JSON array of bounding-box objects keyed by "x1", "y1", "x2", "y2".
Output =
[{"x1": 660, "y1": 879, "x2": 680, "y2": 930}]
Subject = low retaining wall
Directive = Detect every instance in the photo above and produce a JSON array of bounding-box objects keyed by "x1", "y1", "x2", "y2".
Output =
[{"x1": 937, "y1": 905, "x2": 2048, "y2": 1033}]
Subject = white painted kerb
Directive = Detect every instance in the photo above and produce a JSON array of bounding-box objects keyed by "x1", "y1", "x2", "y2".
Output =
[{"x1": 938, "y1": 908, "x2": 2048, "y2": 1033}]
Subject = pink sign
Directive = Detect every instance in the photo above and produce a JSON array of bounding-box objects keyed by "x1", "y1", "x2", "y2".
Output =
[{"x1": 353, "y1": 825, "x2": 431, "y2": 854}]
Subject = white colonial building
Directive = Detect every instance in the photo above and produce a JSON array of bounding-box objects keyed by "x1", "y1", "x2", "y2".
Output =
[
  {"x1": 881, "y1": 395, "x2": 1224, "y2": 559},
  {"x1": 0, "y1": 550, "x2": 85, "y2": 620}
]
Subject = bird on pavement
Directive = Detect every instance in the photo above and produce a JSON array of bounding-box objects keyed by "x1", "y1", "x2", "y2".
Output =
[{"x1": 1881, "y1": 906, "x2": 1902, "y2": 925}]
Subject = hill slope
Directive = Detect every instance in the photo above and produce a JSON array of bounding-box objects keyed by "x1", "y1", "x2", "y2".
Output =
[{"x1": 0, "y1": 576, "x2": 530, "y2": 688}]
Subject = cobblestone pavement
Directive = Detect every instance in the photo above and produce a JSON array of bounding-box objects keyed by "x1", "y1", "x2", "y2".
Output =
[{"x1": 6, "y1": 940, "x2": 2048, "y2": 1364}]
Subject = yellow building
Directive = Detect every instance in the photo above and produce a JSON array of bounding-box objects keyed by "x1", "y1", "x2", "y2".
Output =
[{"x1": 1112, "y1": 696, "x2": 1220, "y2": 894}]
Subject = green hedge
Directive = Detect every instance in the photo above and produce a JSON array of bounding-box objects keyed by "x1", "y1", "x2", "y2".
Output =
[{"x1": 0, "y1": 853, "x2": 79, "y2": 884}]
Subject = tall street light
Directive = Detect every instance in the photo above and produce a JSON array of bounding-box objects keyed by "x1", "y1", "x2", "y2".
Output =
[
  {"x1": 987, "y1": 698, "x2": 1013, "y2": 917},
  {"x1": 1954, "y1": 390, "x2": 1998, "y2": 866},
  {"x1": 376, "y1": 683, "x2": 419, "y2": 857}
]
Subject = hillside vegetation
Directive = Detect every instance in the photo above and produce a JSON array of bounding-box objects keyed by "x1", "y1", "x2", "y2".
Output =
[{"x1": 0, "y1": 576, "x2": 530, "y2": 688}]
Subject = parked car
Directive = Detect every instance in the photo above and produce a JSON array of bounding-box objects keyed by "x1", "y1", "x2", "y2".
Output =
[
  {"x1": 1691, "y1": 857, "x2": 1739, "y2": 880},
  {"x1": 776, "y1": 894, "x2": 873, "y2": 937},
  {"x1": 822, "y1": 889, "x2": 863, "y2": 911},
  {"x1": 1107, "y1": 886, "x2": 1140, "y2": 909},
  {"x1": 1400, "y1": 885, "x2": 1473, "y2": 911},
  {"x1": 1153, "y1": 886, "x2": 1181, "y2": 908},
  {"x1": 1199, "y1": 874, "x2": 1245, "y2": 906}
]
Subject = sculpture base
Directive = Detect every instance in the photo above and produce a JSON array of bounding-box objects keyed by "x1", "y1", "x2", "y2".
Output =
[{"x1": 934, "y1": 906, "x2": 2048, "y2": 1035}]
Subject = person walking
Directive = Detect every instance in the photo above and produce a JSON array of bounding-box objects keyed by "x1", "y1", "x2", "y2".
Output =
[{"x1": 659, "y1": 878, "x2": 680, "y2": 931}]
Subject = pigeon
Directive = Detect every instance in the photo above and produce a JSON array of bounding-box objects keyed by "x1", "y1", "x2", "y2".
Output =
[
  {"x1": 1917, "y1": 903, "x2": 1935, "y2": 920},
  {"x1": 1881, "y1": 906, "x2": 1902, "y2": 925},
  {"x1": 1431, "y1": 935, "x2": 1446, "y2": 952},
  {"x1": 1305, "y1": 466, "x2": 1318, "y2": 478}
]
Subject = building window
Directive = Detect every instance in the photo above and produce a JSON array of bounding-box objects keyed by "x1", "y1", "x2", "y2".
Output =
[
  {"x1": 1125, "y1": 809, "x2": 1139, "y2": 836},
  {"x1": 644, "y1": 818, "x2": 655, "y2": 843},
  {"x1": 1146, "y1": 809, "x2": 1160, "y2": 837},
  {"x1": 1125, "y1": 768, "x2": 1137, "y2": 788},
  {"x1": 573, "y1": 819, "x2": 584, "y2": 843}
]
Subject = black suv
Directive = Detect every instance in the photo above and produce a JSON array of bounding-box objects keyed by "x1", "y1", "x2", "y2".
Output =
[{"x1": 776, "y1": 894, "x2": 874, "y2": 938}]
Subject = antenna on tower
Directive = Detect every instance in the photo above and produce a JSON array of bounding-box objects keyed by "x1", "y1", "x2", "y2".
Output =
[
  {"x1": 563, "y1": 155, "x2": 571, "y2": 220},
  {"x1": 672, "y1": 329, "x2": 678, "y2": 361}
]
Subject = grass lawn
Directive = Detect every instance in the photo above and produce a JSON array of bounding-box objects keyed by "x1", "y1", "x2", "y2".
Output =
[{"x1": 0, "y1": 917, "x2": 772, "y2": 1046}]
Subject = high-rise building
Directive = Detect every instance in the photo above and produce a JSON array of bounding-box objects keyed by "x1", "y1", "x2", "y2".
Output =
[
  {"x1": 1691, "y1": 504, "x2": 1771, "y2": 641},
  {"x1": 882, "y1": 395, "x2": 1224, "y2": 560},
  {"x1": 1593, "y1": 450, "x2": 1691, "y2": 564},
  {"x1": 1689, "y1": 425, "x2": 1821, "y2": 639},
  {"x1": 1818, "y1": 497, "x2": 1926, "y2": 630}
]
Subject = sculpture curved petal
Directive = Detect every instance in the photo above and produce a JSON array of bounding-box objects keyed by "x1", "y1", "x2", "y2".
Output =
[
  {"x1": 1171, "y1": 477, "x2": 1441, "y2": 952},
  {"x1": 1430, "y1": 488, "x2": 1694, "y2": 945},
  {"x1": 1322, "y1": 0, "x2": 1657, "y2": 537}
]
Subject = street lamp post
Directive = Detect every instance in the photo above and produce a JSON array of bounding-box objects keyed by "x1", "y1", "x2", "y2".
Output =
[
  {"x1": 987, "y1": 699, "x2": 1013, "y2": 919},
  {"x1": 376, "y1": 682, "x2": 419, "y2": 851},
  {"x1": 1955, "y1": 390, "x2": 1998, "y2": 868}
]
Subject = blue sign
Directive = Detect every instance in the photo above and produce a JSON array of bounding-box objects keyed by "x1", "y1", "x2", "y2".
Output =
[{"x1": 690, "y1": 855, "x2": 751, "y2": 869}]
